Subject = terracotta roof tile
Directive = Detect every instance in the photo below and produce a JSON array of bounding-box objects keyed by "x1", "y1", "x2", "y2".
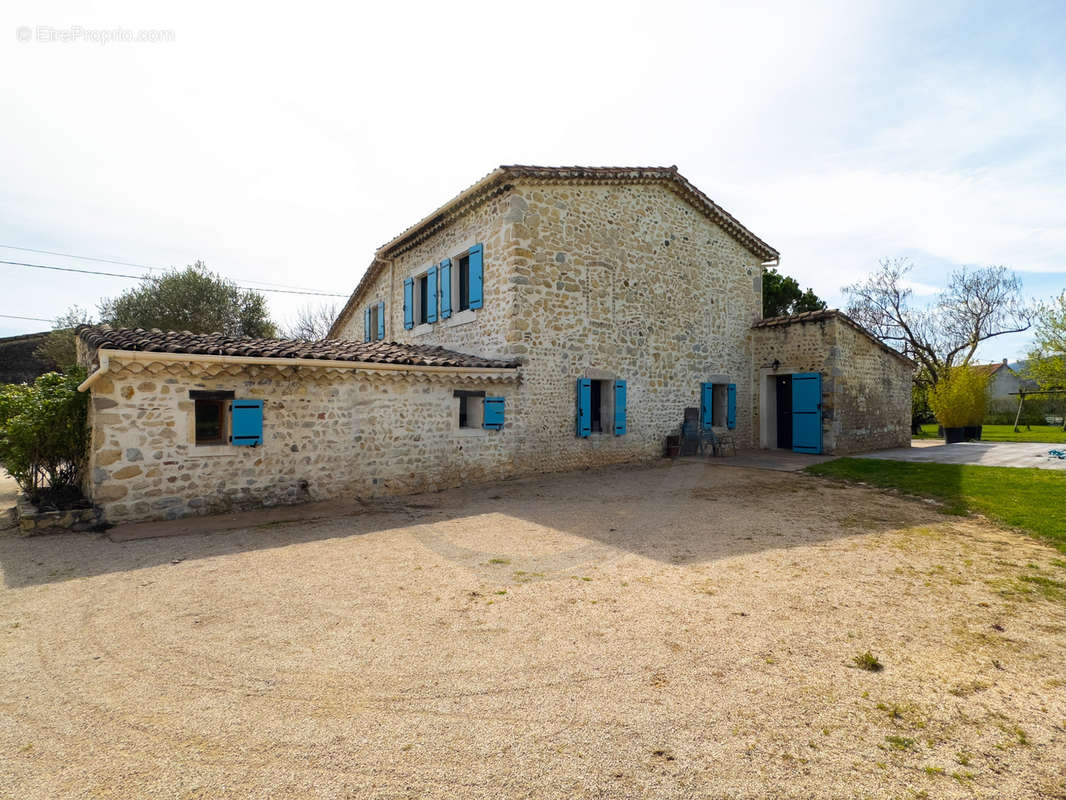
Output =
[{"x1": 76, "y1": 325, "x2": 519, "y2": 370}]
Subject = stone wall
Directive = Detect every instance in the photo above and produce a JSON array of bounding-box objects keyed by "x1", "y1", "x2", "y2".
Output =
[
  {"x1": 338, "y1": 180, "x2": 765, "y2": 475},
  {"x1": 752, "y1": 316, "x2": 912, "y2": 454},
  {"x1": 85, "y1": 358, "x2": 517, "y2": 524}
]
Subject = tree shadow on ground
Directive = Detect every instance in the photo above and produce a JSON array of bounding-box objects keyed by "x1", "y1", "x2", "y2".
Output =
[{"x1": 0, "y1": 460, "x2": 945, "y2": 589}]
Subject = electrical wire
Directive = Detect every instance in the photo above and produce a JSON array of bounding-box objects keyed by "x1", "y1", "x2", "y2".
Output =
[
  {"x1": 1, "y1": 259, "x2": 349, "y2": 297},
  {"x1": 0, "y1": 243, "x2": 347, "y2": 294}
]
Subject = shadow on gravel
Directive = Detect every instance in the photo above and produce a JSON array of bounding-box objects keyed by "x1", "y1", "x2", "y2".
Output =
[{"x1": 0, "y1": 459, "x2": 935, "y2": 588}]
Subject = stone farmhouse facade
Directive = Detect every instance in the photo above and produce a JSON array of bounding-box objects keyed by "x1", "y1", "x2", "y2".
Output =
[{"x1": 76, "y1": 165, "x2": 912, "y2": 525}]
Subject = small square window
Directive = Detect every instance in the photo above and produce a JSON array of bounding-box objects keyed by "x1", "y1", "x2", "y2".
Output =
[
  {"x1": 195, "y1": 398, "x2": 225, "y2": 445},
  {"x1": 455, "y1": 390, "x2": 485, "y2": 429}
]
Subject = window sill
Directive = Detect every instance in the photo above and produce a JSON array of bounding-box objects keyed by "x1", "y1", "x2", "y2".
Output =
[
  {"x1": 455, "y1": 427, "x2": 488, "y2": 437},
  {"x1": 411, "y1": 323, "x2": 434, "y2": 337},
  {"x1": 443, "y1": 309, "x2": 477, "y2": 328}
]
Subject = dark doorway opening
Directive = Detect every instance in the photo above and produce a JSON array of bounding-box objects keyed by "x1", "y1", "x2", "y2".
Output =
[{"x1": 776, "y1": 375, "x2": 793, "y2": 449}]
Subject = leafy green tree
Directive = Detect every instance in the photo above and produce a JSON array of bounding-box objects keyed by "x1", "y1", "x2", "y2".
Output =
[
  {"x1": 1026, "y1": 291, "x2": 1066, "y2": 390},
  {"x1": 0, "y1": 369, "x2": 89, "y2": 500},
  {"x1": 98, "y1": 262, "x2": 277, "y2": 338},
  {"x1": 762, "y1": 267, "x2": 827, "y2": 317},
  {"x1": 34, "y1": 305, "x2": 94, "y2": 371}
]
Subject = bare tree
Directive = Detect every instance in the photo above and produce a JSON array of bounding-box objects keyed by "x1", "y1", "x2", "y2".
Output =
[
  {"x1": 280, "y1": 303, "x2": 339, "y2": 341},
  {"x1": 844, "y1": 259, "x2": 1033, "y2": 386}
]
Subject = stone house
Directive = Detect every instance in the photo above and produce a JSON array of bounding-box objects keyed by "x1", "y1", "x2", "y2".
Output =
[{"x1": 76, "y1": 165, "x2": 912, "y2": 524}]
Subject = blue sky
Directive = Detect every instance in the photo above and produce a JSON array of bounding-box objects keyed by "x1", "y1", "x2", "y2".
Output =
[{"x1": 1, "y1": 0, "x2": 1063, "y2": 361}]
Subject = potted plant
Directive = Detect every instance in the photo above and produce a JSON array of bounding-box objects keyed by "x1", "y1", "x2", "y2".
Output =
[{"x1": 929, "y1": 366, "x2": 990, "y2": 444}]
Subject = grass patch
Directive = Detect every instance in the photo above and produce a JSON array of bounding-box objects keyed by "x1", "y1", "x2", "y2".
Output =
[
  {"x1": 914, "y1": 424, "x2": 1066, "y2": 443},
  {"x1": 885, "y1": 735, "x2": 915, "y2": 751},
  {"x1": 488, "y1": 558, "x2": 510, "y2": 565},
  {"x1": 806, "y1": 459, "x2": 1066, "y2": 553},
  {"x1": 853, "y1": 650, "x2": 884, "y2": 671}
]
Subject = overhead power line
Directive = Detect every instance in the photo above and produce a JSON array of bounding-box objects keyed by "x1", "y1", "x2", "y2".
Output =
[
  {"x1": 1, "y1": 259, "x2": 349, "y2": 298},
  {"x1": 0, "y1": 313, "x2": 55, "y2": 322},
  {"x1": 0, "y1": 243, "x2": 346, "y2": 295}
]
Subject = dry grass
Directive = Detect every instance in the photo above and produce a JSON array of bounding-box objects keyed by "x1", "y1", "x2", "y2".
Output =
[{"x1": 1, "y1": 461, "x2": 1064, "y2": 799}]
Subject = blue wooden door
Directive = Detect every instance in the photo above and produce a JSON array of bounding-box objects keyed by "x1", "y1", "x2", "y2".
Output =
[
  {"x1": 700, "y1": 382, "x2": 714, "y2": 429},
  {"x1": 791, "y1": 373, "x2": 822, "y2": 454}
]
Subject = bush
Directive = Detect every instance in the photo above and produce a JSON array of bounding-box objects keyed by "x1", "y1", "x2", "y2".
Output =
[
  {"x1": 985, "y1": 397, "x2": 1056, "y2": 426},
  {"x1": 0, "y1": 370, "x2": 89, "y2": 502},
  {"x1": 929, "y1": 366, "x2": 989, "y2": 428}
]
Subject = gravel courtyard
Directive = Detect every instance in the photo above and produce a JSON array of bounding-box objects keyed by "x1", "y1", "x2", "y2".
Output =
[{"x1": 1, "y1": 461, "x2": 1064, "y2": 799}]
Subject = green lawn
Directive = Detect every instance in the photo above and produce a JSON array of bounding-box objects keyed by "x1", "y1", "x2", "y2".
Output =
[
  {"x1": 806, "y1": 459, "x2": 1066, "y2": 553},
  {"x1": 913, "y1": 423, "x2": 1066, "y2": 443}
]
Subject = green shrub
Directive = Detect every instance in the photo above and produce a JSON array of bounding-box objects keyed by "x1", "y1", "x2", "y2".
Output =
[
  {"x1": 0, "y1": 370, "x2": 89, "y2": 501},
  {"x1": 929, "y1": 366, "x2": 989, "y2": 428}
]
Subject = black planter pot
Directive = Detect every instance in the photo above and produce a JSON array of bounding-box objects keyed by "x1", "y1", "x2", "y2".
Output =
[
  {"x1": 944, "y1": 427, "x2": 966, "y2": 444},
  {"x1": 964, "y1": 425, "x2": 983, "y2": 441}
]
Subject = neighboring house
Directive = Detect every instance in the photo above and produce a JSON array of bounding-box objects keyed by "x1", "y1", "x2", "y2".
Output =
[
  {"x1": 0, "y1": 331, "x2": 52, "y2": 384},
  {"x1": 77, "y1": 165, "x2": 913, "y2": 525},
  {"x1": 973, "y1": 359, "x2": 1024, "y2": 401}
]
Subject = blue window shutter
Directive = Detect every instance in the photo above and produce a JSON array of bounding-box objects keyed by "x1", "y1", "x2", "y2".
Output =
[
  {"x1": 700, "y1": 382, "x2": 714, "y2": 429},
  {"x1": 403, "y1": 278, "x2": 414, "y2": 330},
  {"x1": 439, "y1": 258, "x2": 452, "y2": 319},
  {"x1": 363, "y1": 307, "x2": 371, "y2": 342},
  {"x1": 469, "y1": 243, "x2": 484, "y2": 310},
  {"x1": 727, "y1": 383, "x2": 737, "y2": 429},
  {"x1": 483, "y1": 396, "x2": 504, "y2": 430},
  {"x1": 613, "y1": 380, "x2": 627, "y2": 435},
  {"x1": 377, "y1": 301, "x2": 385, "y2": 340},
  {"x1": 426, "y1": 266, "x2": 438, "y2": 323},
  {"x1": 230, "y1": 399, "x2": 263, "y2": 446},
  {"x1": 576, "y1": 378, "x2": 591, "y2": 437}
]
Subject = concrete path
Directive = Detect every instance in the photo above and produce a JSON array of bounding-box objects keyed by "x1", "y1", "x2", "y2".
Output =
[{"x1": 864, "y1": 441, "x2": 1066, "y2": 471}]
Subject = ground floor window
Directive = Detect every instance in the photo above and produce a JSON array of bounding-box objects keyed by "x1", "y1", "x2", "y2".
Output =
[
  {"x1": 577, "y1": 378, "x2": 627, "y2": 437},
  {"x1": 455, "y1": 390, "x2": 485, "y2": 429},
  {"x1": 191, "y1": 390, "x2": 235, "y2": 445}
]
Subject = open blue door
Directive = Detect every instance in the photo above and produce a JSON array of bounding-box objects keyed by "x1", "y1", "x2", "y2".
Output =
[
  {"x1": 791, "y1": 372, "x2": 822, "y2": 454},
  {"x1": 700, "y1": 382, "x2": 714, "y2": 429}
]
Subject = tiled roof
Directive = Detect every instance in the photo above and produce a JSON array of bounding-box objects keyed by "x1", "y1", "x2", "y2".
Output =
[
  {"x1": 75, "y1": 325, "x2": 519, "y2": 369},
  {"x1": 329, "y1": 164, "x2": 779, "y2": 337},
  {"x1": 751, "y1": 309, "x2": 916, "y2": 366},
  {"x1": 970, "y1": 362, "x2": 1010, "y2": 376}
]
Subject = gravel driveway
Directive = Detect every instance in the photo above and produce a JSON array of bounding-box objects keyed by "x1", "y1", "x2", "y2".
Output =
[{"x1": 1, "y1": 461, "x2": 1063, "y2": 799}]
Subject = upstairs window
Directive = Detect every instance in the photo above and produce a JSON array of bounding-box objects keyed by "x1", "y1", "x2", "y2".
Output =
[
  {"x1": 417, "y1": 275, "x2": 429, "y2": 325},
  {"x1": 457, "y1": 253, "x2": 471, "y2": 312}
]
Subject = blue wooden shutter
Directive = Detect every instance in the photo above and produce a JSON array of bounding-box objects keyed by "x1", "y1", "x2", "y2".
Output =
[
  {"x1": 727, "y1": 383, "x2": 737, "y2": 429},
  {"x1": 483, "y1": 396, "x2": 504, "y2": 430},
  {"x1": 439, "y1": 258, "x2": 452, "y2": 319},
  {"x1": 613, "y1": 380, "x2": 627, "y2": 435},
  {"x1": 469, "y1": 243, "x2": 484, "y2": 309},
  {"x1": 700, "y1": 382, "x2": 714, "y2": 429},
  {"x1": 363, "y1": 307, "x2": 371, "y2": 342},
  {"x1": 403, "y1": 278, "x2": 414, "y2": 330},
  {"x1": 377, "y1": 301, "x2": 385, "y2": 340},
  {"x1": 230, "y1": 399, "x2": 263, "y2": 446},
  {"x1": 792, "y1": 372, "x2": 822, "y2": 454},
  {"x1": 426, "y1": 266, "x2": 438, "y2": 323},
  {"x1": 576, "y1": 378, "x2": 591, "y2": 437}
]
